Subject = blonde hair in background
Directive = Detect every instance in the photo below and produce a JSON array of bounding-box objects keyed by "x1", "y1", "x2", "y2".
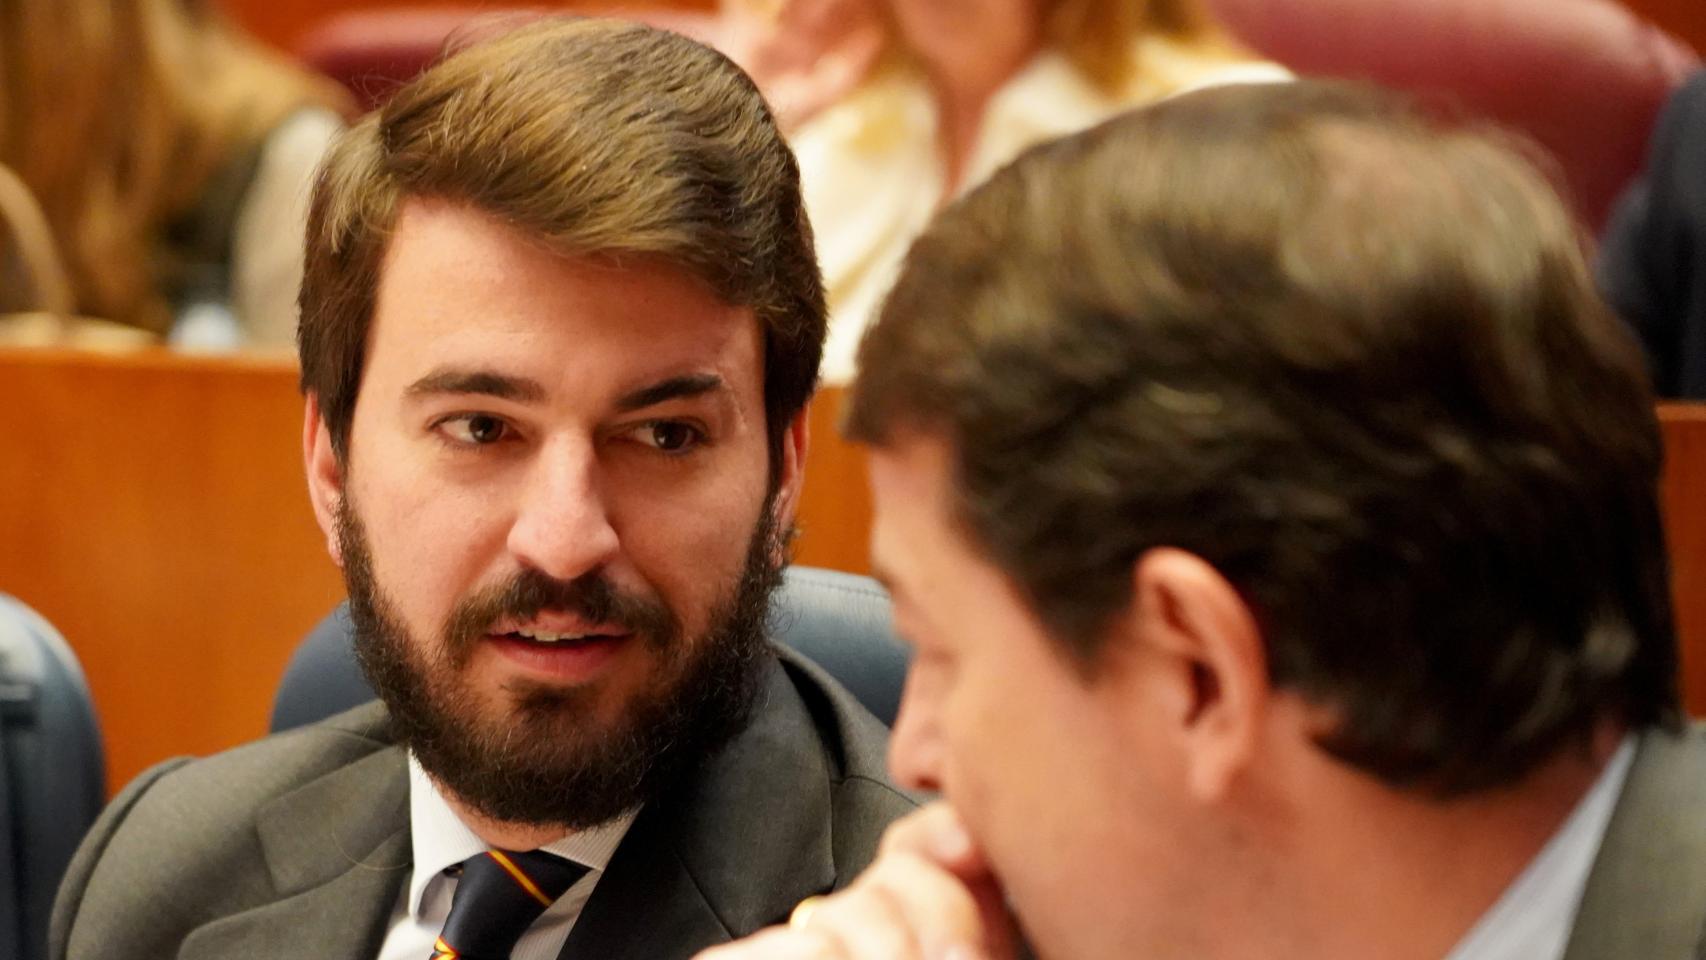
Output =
[
  {"x1": 864, "y1": 0, "x2": 1244, "y2": 97},
  {"x1": 1045, "y1": 0, "x2": 1239, "y2": 94},
  {"x1": 0, "y1": 0, "x2": 346, "y2": 333}
]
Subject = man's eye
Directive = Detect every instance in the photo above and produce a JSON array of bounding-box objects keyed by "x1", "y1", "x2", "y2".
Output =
[
  {"x1": 639, "y1": 421, "x2": 703, "y2": 453},
  {"x1": 442, "y1": 414, "x2": 509, "y2": 445}
]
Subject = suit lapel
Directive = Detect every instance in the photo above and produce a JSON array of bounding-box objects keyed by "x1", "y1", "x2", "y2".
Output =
[
  {"x1": 560, "y1": 655, "x2": 840, "y2": 956},
  {"x1": 182, "y1": 736, "x2": 413, "y2": 960},
  {"x1": 1562, "y1": 727, "x2": 1706, "y2": 960}
]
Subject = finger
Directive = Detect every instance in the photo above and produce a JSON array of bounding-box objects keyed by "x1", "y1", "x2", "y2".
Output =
[
  {"x1": 875, "y1": 806, "x2": 1018, "y2": 958},
  {"x1": 860, "y1": 850, "x2": 997, "y2": 958},
  {"x1": 797, "y1": 880, "x2": 925, "y2": 960},
  {"x1": 878, "y1": 802, "x2": 987, "y2": 876}
]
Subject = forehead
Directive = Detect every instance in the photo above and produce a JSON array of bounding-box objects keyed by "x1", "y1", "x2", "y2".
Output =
[
  {"x1": 363, "y1": 198, "x2": 760, "y2": 400},
  {"x1": 868, "y1": 433, "x2": 966, "y2": 593},
  {"x1": 869, "y1": 430, "x2": 1073, "y2": 664}
]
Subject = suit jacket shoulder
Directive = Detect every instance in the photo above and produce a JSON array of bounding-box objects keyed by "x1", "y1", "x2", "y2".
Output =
[
  {"x1": 50, "y1": 701, "x2": 412, "y2": 960},
  {"x1": 558, "y1": 648, "x2": 918, "y2": 956},
  {"x1": 1563, "y1": 724, "x2": 1706, "y2": 960},
  {"x1": 50, "y1": 651, "x2": 914, "y2": 960}
]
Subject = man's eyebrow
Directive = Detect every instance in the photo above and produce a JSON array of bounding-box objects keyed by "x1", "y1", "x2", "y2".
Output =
[
  {"x1": 405, "y1": 369, "x2": 547, "y2": 404},
  {"x1": 614, "y1": 373, "x2": 727, "y2": 413}
]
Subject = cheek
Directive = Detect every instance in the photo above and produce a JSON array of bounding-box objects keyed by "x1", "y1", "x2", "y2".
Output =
[
  {"x1": 604, "y1": 454, "x2": 772, "y2": 629},
  {"x1": 346, "y1": 451, "x2": 509, "y2": 634},
  {"x1": 940, "y1": 656, "x2": 1125, "y2": 887},
  {"x1": 936, "y1": 659, "x2": 1055, "y2": 834}
]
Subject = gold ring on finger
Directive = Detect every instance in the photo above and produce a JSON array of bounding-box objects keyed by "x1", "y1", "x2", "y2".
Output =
[{"x1": 788, "y1": 895, "x2": 825, "y2": 930}]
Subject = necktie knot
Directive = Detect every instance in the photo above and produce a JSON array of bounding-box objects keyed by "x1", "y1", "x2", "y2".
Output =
[{"x1": 430, "y1": 849, "x2": 589, "y2": 960}]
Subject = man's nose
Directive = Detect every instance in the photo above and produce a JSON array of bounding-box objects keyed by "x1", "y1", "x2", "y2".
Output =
[
  {"x1": 887, "y1": 669, "x2": 945, "y2": 793},
  {"x1": 506, "y1": 437, "x2": 621, "y2": 582}
]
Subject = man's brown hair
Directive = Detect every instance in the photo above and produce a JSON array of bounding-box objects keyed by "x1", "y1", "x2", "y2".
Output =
[
  {"x1": 298, "y1": 17, "x2": 825, "y2": 465},
  {"x1": 848, "y1": 80, "x2": 1681, "y2": 795}
]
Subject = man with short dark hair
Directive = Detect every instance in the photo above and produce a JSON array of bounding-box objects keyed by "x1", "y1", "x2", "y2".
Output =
[
  {"x1": 51, "y1": 18, "x2": 911, "y2": 960},
  {"x1": 703, "y1": 80, "x2": 1701, "y2": 960}
]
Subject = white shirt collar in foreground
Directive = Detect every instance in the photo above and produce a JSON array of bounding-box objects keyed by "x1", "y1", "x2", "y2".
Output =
[
  {"x1": 1445, "y1": 735, "x2": 1637, "y2": 960},
  {"x1": 403, "y1": 752, "x2": 637, "y2": 920}
]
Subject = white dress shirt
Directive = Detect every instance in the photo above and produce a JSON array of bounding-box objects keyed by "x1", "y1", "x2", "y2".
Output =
[
  {"x1": 231, "y1": 107, "x2": 344, "y2": 348},
  {"x1": 376, "y1": 756, "x2": 638, "y2": 960},
  {"x1": 790, "y1": 37, "x2": 1291, "y2": 383},
  {"x1": 1445, "y1": 736, "x2": 1636, "y2": 960}
]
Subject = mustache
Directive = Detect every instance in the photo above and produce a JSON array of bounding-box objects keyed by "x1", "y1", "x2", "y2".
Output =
[{"x1": 442, "y1": 567, "x2": 678, "y2": 660}]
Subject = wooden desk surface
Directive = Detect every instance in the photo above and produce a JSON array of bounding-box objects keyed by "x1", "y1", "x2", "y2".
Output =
[{"x1": 5, "y1": 349, "x2": 1704, "y2": 792}]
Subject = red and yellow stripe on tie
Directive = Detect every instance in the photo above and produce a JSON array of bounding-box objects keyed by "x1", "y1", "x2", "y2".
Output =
[
  {"x1": 487, "y1": 850, "x2": 554, "y2": 908},
  {"x1": 431, "y1": 935, "x2": 460, "y2": 959}
]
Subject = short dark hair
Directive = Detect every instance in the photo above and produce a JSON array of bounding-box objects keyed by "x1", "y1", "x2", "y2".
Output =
[
  {"x1": 299, "y1": 17, "x2": 825, "y2": 467},
  {"x1": 847, "y1": 80, "x2": 1681, "y2": 795}
]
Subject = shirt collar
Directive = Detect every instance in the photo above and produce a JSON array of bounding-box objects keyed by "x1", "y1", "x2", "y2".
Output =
[
  {"x1": 1446, "y1": 735, "x2": 1637, "y2": 960},
  {"x1": 404, "y1": 753, "x2": 637, "y2": 919}
]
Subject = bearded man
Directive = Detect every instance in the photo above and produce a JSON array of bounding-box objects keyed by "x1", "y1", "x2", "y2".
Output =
[{"x1": 50, "y1": 18, "x2": 911, "y2": 960}]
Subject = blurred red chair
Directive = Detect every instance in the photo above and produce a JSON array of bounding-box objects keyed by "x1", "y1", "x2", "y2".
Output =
[
  {"x1": 1208, "y1": 0, "x2": 1699, "y2": 231},
  {"x1": 294, "y1": 5, "x2": 718, "y2": 113}
]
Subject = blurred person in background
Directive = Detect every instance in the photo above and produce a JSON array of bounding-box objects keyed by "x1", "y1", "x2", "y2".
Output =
[
  {"x1": 719, "y1": 0, "x2": 887, "y2": 131},
  {"x1": 1598, "y1": 70, "x2": 1706, "y2": 399},
  {"x1": 792, "y1": 0, "x2": 1288, "y2": 382},
  {"x1": 0, "y1": 0, "x2": 347, "y2": 347}
]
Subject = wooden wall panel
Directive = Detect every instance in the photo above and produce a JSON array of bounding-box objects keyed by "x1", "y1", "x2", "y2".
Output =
[
  {"x1": 0, "y1": 349, "x2": 344, "y2": 793},
  {"x1": 794, "y1": 387, "x2": 873, "y2": 575}
]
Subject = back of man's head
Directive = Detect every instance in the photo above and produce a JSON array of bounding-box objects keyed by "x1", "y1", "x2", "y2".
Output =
[
  {"x1": 849, "y1": 79, "x2": 1680, "y2": 797},
  {"x1": 299, "y1": 16, "x2": 825, "y2": 467}
]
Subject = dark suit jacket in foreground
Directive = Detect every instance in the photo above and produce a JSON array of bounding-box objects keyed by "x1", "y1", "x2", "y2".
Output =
[
  {"x1": 49, "y1": 650, "x2": 915, "y2": 959},
  {"x1": 1562, "y1": 725, "x2": 1706, "y2": 959},
  {"x1": 1599, "y1": 69, "x2": 1706, "y2": 398}
]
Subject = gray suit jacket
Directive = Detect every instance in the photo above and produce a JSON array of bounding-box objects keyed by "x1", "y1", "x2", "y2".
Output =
[
  {"x1": 49, "y1": 650, "x2": 915, "y2": 959},
  {"x1": 1562, "y1": 725, "x2": 1706, "y2": 960}
]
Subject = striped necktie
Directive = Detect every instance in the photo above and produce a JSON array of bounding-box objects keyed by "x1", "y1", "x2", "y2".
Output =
[{"x1": 429, "y1": 849, "x2": 590, "y2": 960}]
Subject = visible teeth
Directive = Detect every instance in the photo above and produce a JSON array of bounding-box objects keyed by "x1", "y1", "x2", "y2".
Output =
[{"x1": 514, "y1": 630, "x2": 588, "y2": 644}]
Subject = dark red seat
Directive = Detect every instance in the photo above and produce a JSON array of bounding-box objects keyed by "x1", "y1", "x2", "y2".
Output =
[
  {"x1": 1209, "y1": 0, "x2": 1699, "y2": 230},
  {"x1": 294, "y1": 5, "x2": 717, "y2": 113}
]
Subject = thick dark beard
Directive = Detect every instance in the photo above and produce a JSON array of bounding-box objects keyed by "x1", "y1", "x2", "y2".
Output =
[{"x1": 338, "y1": 497, "x2": 783, "y2": 831}]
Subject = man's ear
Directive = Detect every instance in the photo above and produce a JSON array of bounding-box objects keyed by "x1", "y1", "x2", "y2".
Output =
[
  {"x1": 1124, "y1": 547, "x2": 1269, "y2": 803},
  {"x1": 302, "y1": 393, "x2": 345, "y2": 568},
  {"x1": 770, "y1": 407, "x2": 810, "y2": 547}
]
